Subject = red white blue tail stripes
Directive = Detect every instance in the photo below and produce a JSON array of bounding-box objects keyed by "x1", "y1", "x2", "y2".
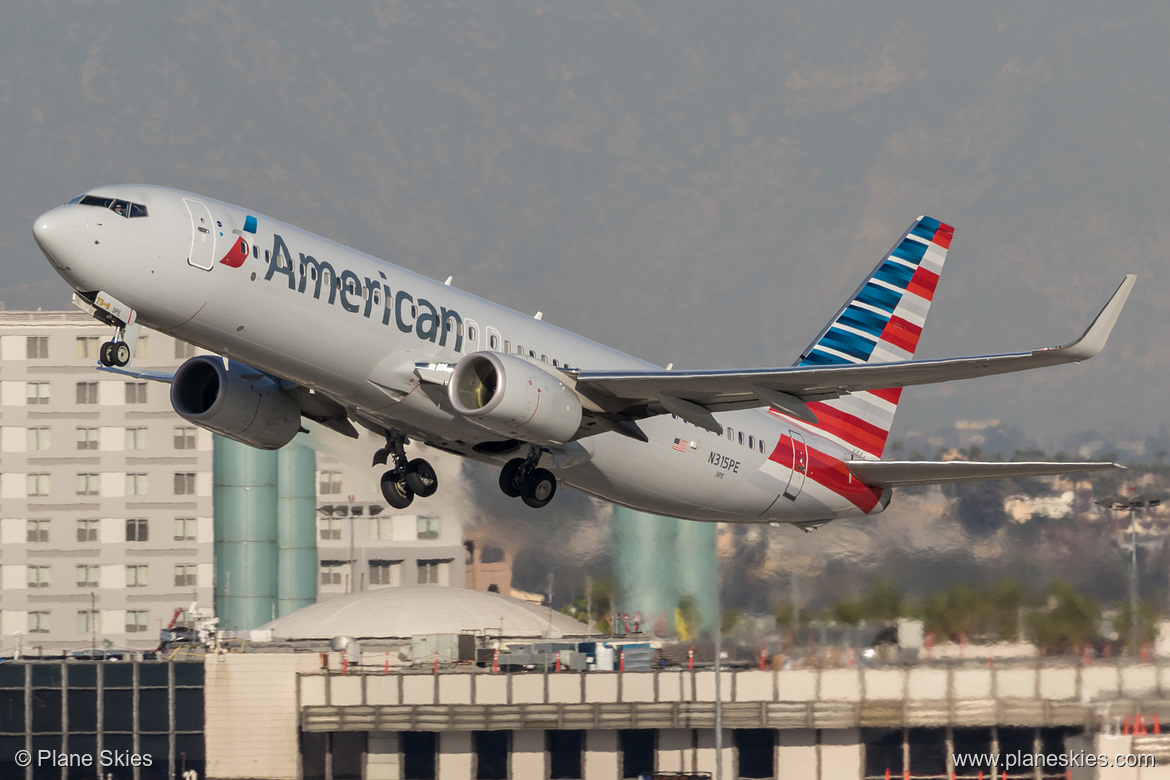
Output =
[{"x1": 781, "y1": 216, "x2": 953, "y2": 458}]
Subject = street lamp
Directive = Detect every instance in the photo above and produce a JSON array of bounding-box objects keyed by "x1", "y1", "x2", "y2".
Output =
[{"x1": 1097, "y1": 495, "x2": 1162, "y2": 653}]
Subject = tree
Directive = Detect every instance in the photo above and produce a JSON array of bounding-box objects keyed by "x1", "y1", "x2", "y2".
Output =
[{"x1": 1026, "y1": 581, "x2": 1100, "y2": 652}]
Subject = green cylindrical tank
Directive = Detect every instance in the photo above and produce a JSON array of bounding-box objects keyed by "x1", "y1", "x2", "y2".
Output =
[
  {"x1": 276, "y1": 442, "x2": 318, "y2": 616},
  {"x1": 612, "y1": 506, "x2": 719, "y2": 637},
  {"x1": 213, "y1": 436, "x2": 279, "y2": 630},
  {"x1": 611, "y1": 506, "x2": 679, "y2": 632},
  {"x1": 675, "y1": 519, "x2": 718, "y2": 635}
]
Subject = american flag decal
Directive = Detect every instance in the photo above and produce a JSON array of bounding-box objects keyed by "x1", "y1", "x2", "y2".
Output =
[{"x1": 672, "y1": 437, "x2": 688, "y2": 453}]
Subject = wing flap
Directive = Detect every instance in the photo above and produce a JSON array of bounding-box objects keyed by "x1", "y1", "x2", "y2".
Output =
[{"x1": 847, "y1": 460, "x2": 1123, "y2": 488}]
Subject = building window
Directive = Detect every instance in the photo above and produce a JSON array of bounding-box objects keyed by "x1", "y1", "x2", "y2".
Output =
[
  {"x1": 318, "y1": 470, "x2": 343, "y2": 495},
  {"x1": 126, "y1": 473, "x2": 149, "y2": 495},
  {"x1": 173, "y1": 472, "x2": 196, "y2": 495},
  {"x1": 76, "y1": 518, "x2": 99, "y2": 542},
  {"x1": 369, "y1": 560, "x2": 401, "y2": 586},
  {"x1": 76, "y1": 381, "x2": 98, "y2": 404},
  {"x1": 319, "y1": 561, "x2": 345, "y2": 586},
  {"x1": 126, "y1": 610, "x2": 149, "y2": 633},
  {"x1": 76, "y1": 427, "x2": 99, "y2": 450},
  {"x1": 126, "y1": 565, "x2": 149, "y2": 588},
  {"x1": 125, "y1": 382, "x2": 147, "y2": 404},
  {"x1": 369, "y1": 515, "x2": 393, "y2": 541},
  {"x1": 125, "y1": 427, "x2": 148, "y2": 450},
  {"x1": 134, "y1": 336, "x2": 149, "y2": 359},
  {"x1": 76, "y1": 473, "x2": 100, "y2": 496},
  {"x1": 175, "y1": 340, "x2": 196, "y2": 359},
  {"x1": 417, "y1": 559, "x2": 449, "y2": 585},
  {"x1": 76, "y1": 336, "x2": 99, "y2": 359},
  {"x1": 402, "y1": 732, "x2": 437, "y2": 780},
  {"x1": 319, "y1": 517, "x2": 343, "y2": 541},
  {"x1": 173, "y1": 426, "x2": 197, "y2": 449},
  {"x1": 548, "y1": 730, "x2": 584, "y2": 780},
  {"x1": 474, "y1": 731, "x2": 510, "y2": 780},
  {"x1": 76, "y1": 610, "x2": 100, "y2": 634},
  {"x1": 417, "y1": 515, "x2": 440, "y2": 540},
  {"x1": 126, "y1": 518, "x2": 149, "y2": 542},
  {"x1": 174, "y1": 564, "x2": 197, "y2": 587},
  {"x1": 28, "y1": 611, "x2": 50, "y2": 634},
  {"x1": 27, "y1": 565, "x2": 51, "y2": 589},
  {"x1": 76, "y1": 565, "x2": 99, "y2": 588},
  {"x1": 26, "y1": 426, "x2": 51, "y2": 450},
  {"x1": 27, "y1": 336, "x2": 49, "y2": 359},
  {"x1": 734, "y1": 730, "x2": 775, "y2": 779},
  {"x1": 26, "y1": 474, "x2": 51, "y2": 497},
  {"x1": 26, "y1": 382, "x2": 50, "y2": 405},
  {"x1": 174, "y1": 517, "x2": 197, "y2": 542},
  {"x1": 27, "y1": 518, "x2": 49, "y2": 543},
  {"x1": 620, "y1": 730, "x2": 656, "y2": 780}
]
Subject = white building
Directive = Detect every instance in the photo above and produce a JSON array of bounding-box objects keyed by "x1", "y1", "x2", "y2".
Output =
[{"x1": 0, "y1": 309, "x2": 465, "y2": 652}]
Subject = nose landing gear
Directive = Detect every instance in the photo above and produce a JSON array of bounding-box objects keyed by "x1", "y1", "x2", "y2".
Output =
[
  {"x1": 499, "y1": 446, "x2": 558, "y2": 508},
  {"x1": 375, "y1": 430, "x2": 439, "y2": 509}
]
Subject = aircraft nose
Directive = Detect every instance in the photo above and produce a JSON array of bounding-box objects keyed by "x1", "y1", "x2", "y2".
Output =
[{"x1": 32, "y1": 205, "x2": 88, "y2": 268}]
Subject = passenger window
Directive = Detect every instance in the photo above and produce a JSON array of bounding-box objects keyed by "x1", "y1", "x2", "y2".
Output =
[
  {"x1": 748, "y1": 435, "x2": 755, "y2": 449},
  {"x1": 468, "y1": 325, "x2": 477, "y2": 341},
  {"x1": 299, "y1": 262, "x2": 306, "y2": 275},
  {"x1": 727, "y1": 428, "x2": 734, "y2": 441},
  {"x1": 553, "y1": 359, "x2": 559, "y2": 367},
  {"x1": 311, "y1": 267, "x2": 319, "y2": 281},
  {"x1": 373, "y1": 290, "x2": 380, "y2": 305},
  {"x1": 265, "y1": 250, "x2": 271, "y2": 263},
  {"x1": 410, "y1": 304, "x2": 418, "y2": 318},
  {"x1": 252, "y1": 245, "x2": 259, "y2": 259},
  {"x1": 504, "y1": 341, "x2": 511, "y2": 353},
  {"x1": 738, "y1": 432, "x2": 744, "y2": 446},
  {"x1": 529, "y1": 350, "x2": 536, "y2": 358},
  {"x1": 759, "y1": 439, "x2": 765, "y2": 454},
  {"x1": 517, "y1": 345, "x2": 524, "y2": 355},
  {"x1": 541, "y1": 354, "x2": 548, "y2": 363},
  {"x1": 489, "y1": 334, "x2": 498, "y2": 349}
]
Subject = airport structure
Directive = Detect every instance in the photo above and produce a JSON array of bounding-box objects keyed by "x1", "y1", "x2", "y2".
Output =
[
  {"x1": 0, "y1": 310, "x2": 465, "y2": 652},
  {"x1": 3, "y1": 580, "x2": 1170, "y2": 780}
]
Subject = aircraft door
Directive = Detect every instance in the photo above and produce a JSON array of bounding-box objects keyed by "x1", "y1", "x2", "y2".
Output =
[
  {"x1": 184, "y1": 198, "x2": 216, "y2": 270},
  {"x1": 783, "y1": 430, "x2": 808, "y2": 500}
]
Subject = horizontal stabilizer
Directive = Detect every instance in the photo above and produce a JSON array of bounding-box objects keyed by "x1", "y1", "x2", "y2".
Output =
[{"x1": 846, "y1": 460, "x2": 1123, "y2": 488}]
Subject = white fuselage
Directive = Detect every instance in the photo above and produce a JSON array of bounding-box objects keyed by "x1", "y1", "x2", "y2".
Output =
[{"x1": 34, "y1": 185, "x2": 889, "y2": 524}]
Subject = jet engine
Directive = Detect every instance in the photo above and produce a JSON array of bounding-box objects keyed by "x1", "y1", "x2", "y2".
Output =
[
  {"x1": 448, "y1": 351, "x2": 583, "y2": 445},
  {"x1": 170, "y1": 356, "x2": 302, "y2": 450}
]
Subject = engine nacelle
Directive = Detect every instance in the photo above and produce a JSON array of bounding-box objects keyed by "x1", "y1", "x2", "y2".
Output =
[
  {"x1": 448, "y1": 351, "x2": 583, "y2": 445},
  {"x1": 170, "y1": 356, "x2": 302, "y2": 450}
]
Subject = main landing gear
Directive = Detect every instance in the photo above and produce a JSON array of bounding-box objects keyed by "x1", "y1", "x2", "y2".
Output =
[
  {"x1": 375, "y1": 430, "x2": 438, "y2": 510},
  {"x1": 99, "y1": 339, "x2": 131, "y2": 367},
  {"x1": 499, "y1": 446, "x2": 557, "y2": 509}
]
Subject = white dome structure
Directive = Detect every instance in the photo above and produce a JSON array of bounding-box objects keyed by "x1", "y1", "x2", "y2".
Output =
[{"x1": 261, "y1": 585, "x2": 590, "y2": 640}]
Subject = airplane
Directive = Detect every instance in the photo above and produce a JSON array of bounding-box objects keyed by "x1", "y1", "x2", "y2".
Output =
[{"x1": 32, "y1": 185, "x2": 1134, "y2": 527}]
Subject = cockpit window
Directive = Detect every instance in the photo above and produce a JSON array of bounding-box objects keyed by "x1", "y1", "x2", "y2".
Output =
[{"x1": 77, "y1": 194, "x2": 148, "y2": 218}]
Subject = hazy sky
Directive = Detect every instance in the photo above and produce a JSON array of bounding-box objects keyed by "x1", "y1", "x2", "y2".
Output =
[{"x1": 4, "y1": 2, "x2": 1168, "y2": 438}]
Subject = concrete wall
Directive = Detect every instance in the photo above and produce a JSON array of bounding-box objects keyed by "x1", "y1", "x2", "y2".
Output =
[{"x1": 204, "y1": 652, "x2": 322, "y2": 779}]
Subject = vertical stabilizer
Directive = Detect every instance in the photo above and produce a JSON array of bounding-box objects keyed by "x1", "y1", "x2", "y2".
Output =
[{"x1": 788, "y1": 216, "x2": 954, "y2": 458}]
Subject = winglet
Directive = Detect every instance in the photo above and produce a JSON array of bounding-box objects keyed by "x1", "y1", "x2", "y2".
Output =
[{"x1": 1059, "y1": 274, "x2": 1136, "y2": 360}]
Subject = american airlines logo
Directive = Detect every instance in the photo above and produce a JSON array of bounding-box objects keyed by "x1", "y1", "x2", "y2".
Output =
[{"x1": 260, "y1": 233, "x2": 465, "y2": 351}]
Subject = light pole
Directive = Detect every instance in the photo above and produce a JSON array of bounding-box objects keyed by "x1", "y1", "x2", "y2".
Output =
[{"x1": 1098, "y1": 495, "x2": 1162, "y2": 653}]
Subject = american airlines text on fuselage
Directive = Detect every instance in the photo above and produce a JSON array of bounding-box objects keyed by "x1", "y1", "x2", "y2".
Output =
[{"x1": 261, "y1": 233, "x2": 466, "y2": 353}]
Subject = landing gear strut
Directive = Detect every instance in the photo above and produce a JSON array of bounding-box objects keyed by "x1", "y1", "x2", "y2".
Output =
[
  {"x1": 499, "y1": 446, "x2": 557, "y2": 509},
  {"x1": 375, "y1": 430, "x2": 438, "y2": 510}
]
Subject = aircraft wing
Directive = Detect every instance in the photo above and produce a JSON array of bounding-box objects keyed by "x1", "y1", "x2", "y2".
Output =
[
  {"x1": 571, "y1": 275, "x2": 1135, "y2": 429},
  {"x1": 846, "y1": 459, "x2": 1123, "y2": 488}
]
